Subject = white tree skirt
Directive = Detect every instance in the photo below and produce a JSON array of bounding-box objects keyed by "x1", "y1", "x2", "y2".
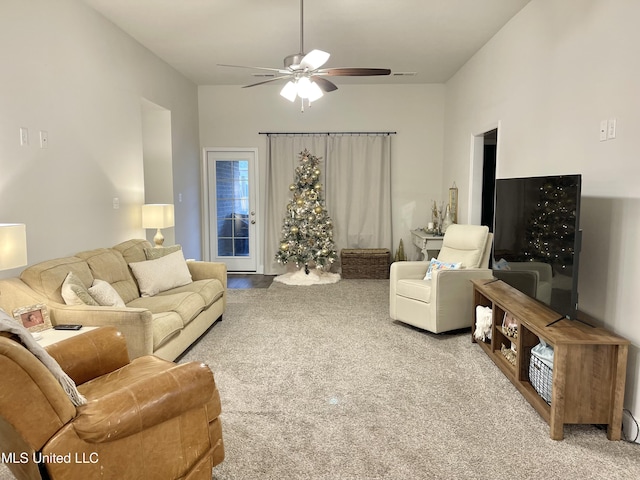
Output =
[{"x1": 273, "y1": 268, "x2": 341, "y2": 286}]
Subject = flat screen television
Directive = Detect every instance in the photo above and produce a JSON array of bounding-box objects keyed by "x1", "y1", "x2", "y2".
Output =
[{"x1": 492, "y1": 174, "x2": 582, "y2": 319}]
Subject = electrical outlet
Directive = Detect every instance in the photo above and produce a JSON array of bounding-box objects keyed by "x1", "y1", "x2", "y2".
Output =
[
  {"x1": 40, "y1": 131, "x2": 48, "y2": 148},
  {"x1": 599, "y1": 120, "x2": 608, "y2": 142}
]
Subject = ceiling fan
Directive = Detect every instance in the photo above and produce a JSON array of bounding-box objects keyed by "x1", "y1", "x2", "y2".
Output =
[{"x1": 218, "y1": 0, "x2": 391, "y2": 111}]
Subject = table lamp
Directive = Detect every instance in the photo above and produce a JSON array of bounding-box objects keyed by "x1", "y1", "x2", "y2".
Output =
[
  {"x1": 0, "y1": 223, "x2": 28, "y2": 271},
  {"x1": 142, "y1": 204, "x2": 174, "y2": 247}
]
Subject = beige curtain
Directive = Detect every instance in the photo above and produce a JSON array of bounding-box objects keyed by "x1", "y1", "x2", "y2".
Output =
[
  {"x1": 265, "y1": 133, "x2": 392, "y2": 274},
  {"x1": 326, "y1": 134, "x2": 392, "y2": 253}
]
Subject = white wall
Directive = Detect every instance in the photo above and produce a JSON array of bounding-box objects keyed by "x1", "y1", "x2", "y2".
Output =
[
  {"x1": 444, "y1": 0, "x2": 640, "y2": 440},
  {"x1": 0, "y1": 0, "x2": 200, "y2": 278},
  {"x1": 141, "y1": 99, "x2": 175, "y2": 246},
  {"x1": 198, "y1": 83, "x2": 445, "y2": 270}
]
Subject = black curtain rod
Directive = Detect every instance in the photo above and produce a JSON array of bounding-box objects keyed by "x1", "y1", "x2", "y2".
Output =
[{"x1": 259, "y1": 131, "x2": 396, "y2": 136}]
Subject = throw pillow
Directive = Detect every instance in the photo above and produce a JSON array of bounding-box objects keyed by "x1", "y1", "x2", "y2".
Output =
[
  {"x1": 129, "y1": 249, "x2": 192, "y2": 297},
  {"x1": 89, "y1": 279, "x2": 126, "y2": 307},
  {"x1": 423, "y1": 258, "x2": 462, "y2": 280},
  {"x1": 61, "y1": 272, "x2": 99, "y2": 306},
  {"x1": 144, "y1": 244, "x2": 182, "y2": 260}
]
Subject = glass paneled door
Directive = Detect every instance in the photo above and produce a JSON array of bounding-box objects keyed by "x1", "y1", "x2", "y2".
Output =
[{"x1": 206, "y1": 149, "x2": 258, "y2": 271}]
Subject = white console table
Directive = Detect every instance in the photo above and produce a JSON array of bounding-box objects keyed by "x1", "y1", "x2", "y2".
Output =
[{"x1": 410, "y1": 229, "x2": 444, "y2": 260}]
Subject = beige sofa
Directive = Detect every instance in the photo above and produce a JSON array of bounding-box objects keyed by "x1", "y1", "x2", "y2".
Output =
[{"x1": 0, "y1": 239, "x2": 226, "y2": 361}]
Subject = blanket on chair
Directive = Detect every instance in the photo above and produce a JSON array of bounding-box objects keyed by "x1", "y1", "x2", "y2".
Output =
[{"x1": 0, "y1": 308, "x2": 86, "y2": 406}]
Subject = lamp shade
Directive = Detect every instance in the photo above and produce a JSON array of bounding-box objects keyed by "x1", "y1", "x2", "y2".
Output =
[
  {"x1": 280, "y1": 81, "x2": 298, "y2": 102},
  {"x1": 142, "y1": 204, "x2": 174, "y2": 229},
  {"x1": 0, "y1": 224, "x2": 28, "y2": 271}
]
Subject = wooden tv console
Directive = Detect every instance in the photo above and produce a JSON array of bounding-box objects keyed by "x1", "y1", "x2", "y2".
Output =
[{"x1": 471, "y1": 278, "x2": 629, "y2": 440}]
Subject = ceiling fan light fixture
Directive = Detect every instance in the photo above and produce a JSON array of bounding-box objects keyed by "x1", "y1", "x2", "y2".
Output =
[
  {"x1": 296, "y1": 76, "x2": 312, "y2": 98},
  {"x1": 220, "y1": 0, "x2": 390, "y2": 111},
  {"x1": 306, "y1": 81, "x2": 324, "y2": 102},
  {"x1": 280, "y1": 81, "x2": 298, "y2": 102},
  {"x1": 295, "y1": 77, "x2": 324, "y2": 102}
]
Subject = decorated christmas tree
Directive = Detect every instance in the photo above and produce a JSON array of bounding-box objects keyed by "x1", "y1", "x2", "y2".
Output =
[{"x1": 275, "y1": 149, "x2": 337, "y2": 274}]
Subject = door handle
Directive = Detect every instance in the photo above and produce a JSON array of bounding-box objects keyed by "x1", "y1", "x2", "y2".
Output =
[{"x1": 251, "y1": 220, "x2": 256, "y2": 224}]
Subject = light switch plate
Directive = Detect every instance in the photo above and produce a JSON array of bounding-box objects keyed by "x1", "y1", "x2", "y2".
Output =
[
  {"x1": 20, "y1": 127, "x2": 29, "y2": 146},
  {"x1": 607, "y1": 118, "x2": 616, "y2": 139}
]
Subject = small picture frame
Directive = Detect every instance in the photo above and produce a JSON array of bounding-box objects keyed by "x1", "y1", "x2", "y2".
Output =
[{"x1": 12, "y1": 304, "x2": 52, "y2": 333}]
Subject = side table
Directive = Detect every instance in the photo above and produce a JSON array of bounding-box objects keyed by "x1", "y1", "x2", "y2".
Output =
[
  {"x1": 36, "y1": 326, "x2": 98, "y2": 348},
  {"x1": 410, "y1": 229, "x2": 444, "y2": 260}
]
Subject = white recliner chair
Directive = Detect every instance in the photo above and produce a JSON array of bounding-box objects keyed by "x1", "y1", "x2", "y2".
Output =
[{"x1": 390, "y1": 224, "x2": 493, "y2": 334}]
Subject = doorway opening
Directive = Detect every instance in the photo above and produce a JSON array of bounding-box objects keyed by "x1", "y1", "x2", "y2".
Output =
[
  {"x1": 469, "y1": 126, "x2": 498, "y2": 232},
  {"x1": 481, "y1": 129, "x2": 497, "y2": 232}
]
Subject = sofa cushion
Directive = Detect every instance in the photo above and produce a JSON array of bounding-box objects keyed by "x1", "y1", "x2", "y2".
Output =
[
  {"x1": 129, "y1": 250, "x2": 192, "y2": 297},
  {"x1": 20, "y1": 257, "x2": 94, "y2": 304},
  {"x1": 158, "y1": 279, "x2": 224, "y2": 308},
  {"x1": 61, "y1": 272, "x2": 99, "y2": 306},
  {"x1": 149, "y1": 312, "x2": 184, "y2": 349},
  {"x1": 89, "y1": 279, "x2": 126, "y2": 307},
  {"x1": 113, "y1": 239, "x2": 152, "y2": 264},
  {"x1": 127, "y1": 292, "x2": 205, "y2": 327},
  {"x1": 396, "y1": 279, "x2": 432, "y2": 303},
  {"x1": 144, "y1": 245, "x2": 182, "y2": 260},
  {"x1": 76, "y1": 248, "x2": 139, "y2": 304}
]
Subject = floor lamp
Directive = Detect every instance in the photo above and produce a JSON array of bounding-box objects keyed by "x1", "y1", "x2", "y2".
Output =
[{"x1": 142, "y1": 204, "x2": 174, "y2": 247}]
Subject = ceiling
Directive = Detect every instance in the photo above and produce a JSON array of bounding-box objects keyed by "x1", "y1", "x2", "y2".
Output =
[{"x1": 81, "y1": 0, "x2": 531, "y2": 87}]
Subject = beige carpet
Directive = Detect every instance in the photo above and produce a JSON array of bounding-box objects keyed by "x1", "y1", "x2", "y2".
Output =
[
  {"x1": 2, "y1": 280, "x2": 638, "y2": 479},
  {"x1": 183, "y1": 280, "x2": 639, "y2": 479}
]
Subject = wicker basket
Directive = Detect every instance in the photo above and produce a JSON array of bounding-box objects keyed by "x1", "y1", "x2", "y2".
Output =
[
  {"x1": 340, "y1": 248, "x2": 391, "y2": 279},
  {"x1": 529, "y1": 354, "x2": 553, "y2": 405}
]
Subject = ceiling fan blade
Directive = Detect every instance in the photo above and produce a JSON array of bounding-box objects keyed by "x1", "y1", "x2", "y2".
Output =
[
  {"x1": 300, "y1": 49, "x2": 330, "y2": 70},
  {"x1": 311, "y1": 76, "x2": 338, "y2": 93},
  {"x1": 218, "y1": 63, "x2": 289, "y2": 74},
  {"x1": 242, "y1": 76, "x2": 291, "y2": 88},
  {"x1": 318, "y1": 68, "x2": 392, "y2": 76}
]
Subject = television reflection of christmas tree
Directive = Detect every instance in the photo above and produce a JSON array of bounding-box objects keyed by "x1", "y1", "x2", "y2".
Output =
[{"x1": 522, "y1": 178, "x2": 577, "y2": 273}]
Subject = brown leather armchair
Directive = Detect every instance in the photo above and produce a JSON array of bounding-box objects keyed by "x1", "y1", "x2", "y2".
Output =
[{"x1": 0, "y1": 326, "x2": 224, "y2": 479}]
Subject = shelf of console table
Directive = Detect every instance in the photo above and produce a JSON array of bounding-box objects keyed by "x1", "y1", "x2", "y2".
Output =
[{"x1": 471, "y1": 278, "x2": 629, "y2": 440}]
